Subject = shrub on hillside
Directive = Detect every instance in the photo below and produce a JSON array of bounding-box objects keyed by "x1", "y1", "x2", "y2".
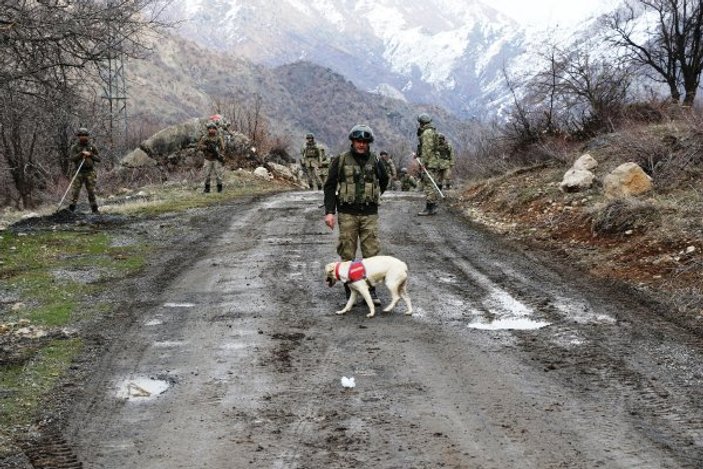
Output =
[{"x1": 590, "y1": 198, "x2": 661, "y2": 235}]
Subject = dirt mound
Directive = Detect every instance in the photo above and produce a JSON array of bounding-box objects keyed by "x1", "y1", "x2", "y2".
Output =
[{"x1": 10, "y1": 209, "x2": 132, "y2": 232}]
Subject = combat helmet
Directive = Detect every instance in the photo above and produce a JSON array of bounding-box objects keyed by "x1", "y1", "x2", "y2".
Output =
[
  {"x1": 76, "y1": 127, "x2": 89, "y2": 136},
  {"x1": 417, "y1": 113, "x2": 432, "y2": 124},
  {"x1": 306, "y1": 133, "x2": 314, "y2": 139},
  {"x1": 348, "y1": 124, "x2": 374, "y2": 142},
  {"x1": 206, "y1": 122, "x2": 217, "y2": 129},
  {"x1": 400, "y1": 167, "x2": 408, "y2": 173}
]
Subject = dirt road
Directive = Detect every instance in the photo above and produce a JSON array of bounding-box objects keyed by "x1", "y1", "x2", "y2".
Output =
[{"x1": 60, "y1": 191, "x2": 703, "y2": 468}]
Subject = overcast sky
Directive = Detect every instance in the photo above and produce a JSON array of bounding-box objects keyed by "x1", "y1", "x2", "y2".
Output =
[{"x1": 488, "y1": 0, "x2": 615, "y2": 27}]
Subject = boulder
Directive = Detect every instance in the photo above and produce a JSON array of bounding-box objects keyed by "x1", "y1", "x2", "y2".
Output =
[
  {"x1": 120, "y1": 148, "x2": 158, "y2": 168},
  {"x1": 254, "y1": 167, "x2": 272, "y2": 180},
  {"x1": 604, "y1": 162, "x2": 653, "y2": 199},
  {"x1": 559, "y1": 168, "x2": 595, "y2": 193},
  {"x1": 572, "y1": 153, "x2": 598, "y2": 171},
  {"x1": 141, "y1": 118, "x2": 202, "y2": 157}
]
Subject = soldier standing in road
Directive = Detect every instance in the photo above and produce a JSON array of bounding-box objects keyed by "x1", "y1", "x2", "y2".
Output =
[
  {"x1": 301, "y1": 133, "x2": 325, "y2": 190},
  {"x1": 415, "y1": 113, "x2": 443, "y2": 216},
  {"x1": 323, "y1": 124, "x2": 389, "y2": 304},
  {"x1": 436, "y1": 133, "x2": 455, "y2": 190},
  {"x1": 198, "y1": 122, "x2": 225, "y2": 193},
  {"x1": 399, "y1": 167, "x2": 417, "y2": 191},
  {"x1": 68, "y1": 127, "x2": 101, "y2": 214},
  {"x1": 318, "y1": 151, "x2": 330, "y2": 185},
  {"x1": 379, "y1": 151, "x2": 397, "y2": 190}
]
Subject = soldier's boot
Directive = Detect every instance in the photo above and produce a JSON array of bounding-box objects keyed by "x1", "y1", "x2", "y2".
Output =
[
  {"x1": 91, "y1": 204, "x2": 99, "y2": 214},
  {"x1": 369, "y1": 286, "x2": 381, "y2": 306},
  {"x1": 418, "y1": 202, "x2": 434, "y2": 216},
  {"x1": 68, "y1": 204, "x2": 76, "y2": 212},
  {"x1": 204, "y1": 183, "x2": 211, "y2": 193},
  {"x1": 429, "y1": 202, "x2": 438, "y2": 215},
  {"x1": 216, "y1": 183, "x2": 223, "y2": 193}
]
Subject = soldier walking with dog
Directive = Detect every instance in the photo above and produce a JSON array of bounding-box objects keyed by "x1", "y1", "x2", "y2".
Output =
[
  {"x1": 323, "y1": 124, "x2": 389, "y2": 304},
  {"x1": 198, "y1": 122, "x2": 225, "y2": 193},
  {"x1": 68, "y1": 127, "x2": 101, "y2": 214}
]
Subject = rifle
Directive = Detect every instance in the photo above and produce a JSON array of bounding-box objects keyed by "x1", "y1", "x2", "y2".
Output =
[
  {"x1": 206, "y1": 140, "x2": 224, "y2": 163},
  {"x1": 413, "y1": 154, "x2": 445, "y2": 199}
]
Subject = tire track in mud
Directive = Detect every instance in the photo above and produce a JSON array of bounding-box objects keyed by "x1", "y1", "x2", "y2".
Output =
[
  {"x1": 55, "y1": 191, "x2": 703, "y2": 468},
  {"x1": 397, "y1": 200, "x2": 703, "y2": 467}
]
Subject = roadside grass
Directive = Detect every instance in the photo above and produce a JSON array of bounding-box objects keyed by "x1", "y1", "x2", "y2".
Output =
[
  {"x1": 0, "y1": 231, "x2": 147, "y2": 447},
  {"x1": 0, "y1": 339, "x2": 82, "y2": 429},
  {"x1": 0, "y1": 168, "x2": 294, "y2": 457},
  {"x1": 102, "y1": 171, "x2": 290, "y2": 216}
]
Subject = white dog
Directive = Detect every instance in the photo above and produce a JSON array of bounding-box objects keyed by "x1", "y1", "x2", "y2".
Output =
[{"x1": 324, "y1": 255, "x2": 412, "y2": 318}]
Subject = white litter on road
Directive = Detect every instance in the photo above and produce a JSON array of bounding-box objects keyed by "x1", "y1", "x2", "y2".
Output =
[
  {"x1": 341, "y1": 376, "x2": 356, "y2": 388},
  {"x1": 144, "y1": 318, "x2": 163, "y2": 326},
  {"x1": 163, "y1": 302, "x2": 196, "y2": 308}
]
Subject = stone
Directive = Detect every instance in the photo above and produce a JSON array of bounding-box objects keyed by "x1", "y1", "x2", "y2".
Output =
[
  {"x1": 559, "y1": 168, "x2": 595, "y2": 193},
  {"x1": 603, "y1": 162, "x2": 653, "y2": 199},
  {"x1": 572, "y1": 153, "x2": 598, "y2": 171}
]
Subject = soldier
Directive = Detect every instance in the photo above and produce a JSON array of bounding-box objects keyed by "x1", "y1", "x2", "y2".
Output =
[
  {"x1": 399, "y1": 167, "x2": 418, "y2": 191},
  {"x1": 301, "y1": 133, "x2": 325, "y2": 190},
  {"x1": 415, "y1": 113, "x2": 443, "y2": 216},
  {"x1": 68, "y1": 127, "x2": 101, "y2": 213},
  {"x1": 318, "y1": 151, "x2": 330, "y2": 184},
  {"x1": 379, "y1": 151, "x2": 397, "y2": 190},
  {"x1": 323, "y1": 124, "x2": 389, "y2": 305},
  {"x1": 436, "y1": 133, "x2": 455, "y2": 189},
  {"x1": 198, "y1": 122, "x2": 225, "y2": 193}
]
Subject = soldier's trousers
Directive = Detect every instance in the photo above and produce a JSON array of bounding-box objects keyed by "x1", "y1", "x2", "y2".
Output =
[
  {"x1": 423, "y1": 168, "x2": 448, "y2": 203},
  {"x1": 70, "y1": 170, "x2": 97, "y2": 205},
  {"x1": 203, "y1": 159, "x2": 224, "y2": 184},
  {"x1": 336, "y1": 213, "x2": 380, "y2": 261},
  {"x1": 305, "y1": 164, "x2": 322, "y2": 189}
]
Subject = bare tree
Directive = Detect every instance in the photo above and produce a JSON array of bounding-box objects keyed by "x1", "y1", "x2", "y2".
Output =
[
  {"x1": 604, "y1": 0, "x2": 703, "y2": 105},
  {"x1": 0, "y1": 0, "x2": 171, "y2": 209},
  {"x1": 552, "y1": 46, "x2": 632, "y2": 135}
]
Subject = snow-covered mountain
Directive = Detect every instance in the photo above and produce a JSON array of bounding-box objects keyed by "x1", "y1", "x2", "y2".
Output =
[{"x1": 163, "y1": 0, "x2": 615, "y2": 118}]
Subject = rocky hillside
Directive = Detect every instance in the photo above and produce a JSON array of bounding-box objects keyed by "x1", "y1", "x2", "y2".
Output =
[
  {"x1": 454, "y1": 121, "x2": 703, "y2": 332},
  {"x1": 126, "y1": 34, "x2": 466, "y2": 154}
]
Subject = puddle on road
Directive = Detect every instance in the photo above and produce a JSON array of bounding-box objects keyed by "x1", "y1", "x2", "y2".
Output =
[
  {"x1": 144, "y1": 318, "x2": 163, "y2": 326},
  {"x1": 115, "y1": 377, "x2": 170, "y2": 401},
  {"x1": 163, "y1": 302, "x2": 196, "y2": 308},
  {"x1": 468, "y1": 318, "x2": 551, "y2": 330},
  {"x1": 153, "y1": 340, "x2": 187, "y2": 347}
]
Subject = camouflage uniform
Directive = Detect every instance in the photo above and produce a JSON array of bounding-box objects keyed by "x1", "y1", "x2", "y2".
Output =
[
  {"x1": 399, "y1": 173, "x2": 418, "y2": 191},
  {"x1": 380, "y1": 153, "x2": 397, "y2": 190},
  {"x1": 301, "y1": 138, "x2": 325, "y2": 190},
  {"x1": 323, "y1": 149, "x2": 389, "y2": 261},
  {"x1": 435, "y1": 134, "x2": 455, "y2": 189},
  {"x1": 198, "y1": 132, "x2": 225, "y2": 192},
  {"x1": 69, "y1": 139, "x2": 100, "y2": 212},
  {"x1": 417, "y1": 121, "x2": 442, "y2": 205},
  {"x1": 318, "y1": 155, "x2": 330, "y2": 183}
]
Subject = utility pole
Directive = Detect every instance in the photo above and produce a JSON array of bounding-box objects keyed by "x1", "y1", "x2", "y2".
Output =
[{"x1": 99, "y1": 1, "x2": 128, "y2": 158}]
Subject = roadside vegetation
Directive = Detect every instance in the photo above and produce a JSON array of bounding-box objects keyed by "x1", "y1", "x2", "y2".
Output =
[{"x1": 0, "y1": 170, "x2": 293, "y2": 458}]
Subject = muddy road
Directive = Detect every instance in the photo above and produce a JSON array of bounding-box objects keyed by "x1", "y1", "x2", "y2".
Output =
[{"x1": 62, "y1": 190, "x2": 702, "y2": 468}]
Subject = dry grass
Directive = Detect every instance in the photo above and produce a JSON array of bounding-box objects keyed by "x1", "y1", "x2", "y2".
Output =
[{"x1": 455, "y1": 116, "x2": 703, "y2": 328}]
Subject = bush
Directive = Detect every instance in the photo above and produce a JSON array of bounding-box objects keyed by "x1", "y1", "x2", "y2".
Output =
[{"x1": 591, "y1": 198, "x2": 661, "y2": 235}]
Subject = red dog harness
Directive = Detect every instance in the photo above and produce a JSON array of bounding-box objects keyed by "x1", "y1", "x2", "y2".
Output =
[{"x1": 334, "y1": 260, "x2": 366, "y2": 283}]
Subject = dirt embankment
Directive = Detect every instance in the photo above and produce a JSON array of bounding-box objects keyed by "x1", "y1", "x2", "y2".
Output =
[{"x1": 451, "y1": 160, "x2": 702, "y2": 334}]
